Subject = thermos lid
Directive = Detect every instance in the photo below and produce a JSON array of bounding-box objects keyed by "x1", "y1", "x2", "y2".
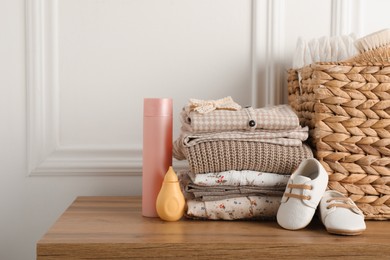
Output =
[{"x1": 144, "y1": 98, "x2": 172, "y2": 117}]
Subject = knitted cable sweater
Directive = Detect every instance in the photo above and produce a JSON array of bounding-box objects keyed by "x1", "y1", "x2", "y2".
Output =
[{"x1": 180, "y1": 140, "x2": 313, "y2": 174}]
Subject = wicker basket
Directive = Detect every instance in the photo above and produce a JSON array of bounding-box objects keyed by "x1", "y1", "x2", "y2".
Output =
[{"x1": 288, "y1": 62, "x2": 390, "y2": 220}]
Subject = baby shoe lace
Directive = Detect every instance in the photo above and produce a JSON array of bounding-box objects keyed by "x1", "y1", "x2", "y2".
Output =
[
  {"x1": 284, "y1": 184, "x2": 312, "y2": 200},
  {"x1": 326, "y1": 197, "x2": 355, "y2": 210}
]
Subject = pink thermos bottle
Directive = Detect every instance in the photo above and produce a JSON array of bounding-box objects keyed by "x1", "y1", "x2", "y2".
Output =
[{"x1": 142, "y1": 98, "x2": 173, "y2": 217}]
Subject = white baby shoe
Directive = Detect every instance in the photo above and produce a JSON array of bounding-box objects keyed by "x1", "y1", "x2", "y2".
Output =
[
  {"x1": 277, "y1": 158, "x2": 328, "y2": 230},
  {"x1": 319, "y1": 190, "x2": 366, "y2": 235}
]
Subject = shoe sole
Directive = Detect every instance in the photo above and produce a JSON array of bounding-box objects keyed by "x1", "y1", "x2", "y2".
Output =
[{"x1": 326, "y1": 228, "x2": 366, "y2": 236}]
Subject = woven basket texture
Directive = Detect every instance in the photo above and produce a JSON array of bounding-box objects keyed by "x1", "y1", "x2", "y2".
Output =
[{"x1": 288, "y1": 62, "x2": 390, "y2": 220}]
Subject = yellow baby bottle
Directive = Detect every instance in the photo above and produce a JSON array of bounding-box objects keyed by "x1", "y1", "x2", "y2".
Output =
[{"x1": 156, "y1": 166, "x2": 185, "y2": 221}]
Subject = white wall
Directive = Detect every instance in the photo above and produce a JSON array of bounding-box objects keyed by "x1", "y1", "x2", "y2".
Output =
[{"x1": 1, "y1": 0, "x2": 389, "y2": 259}]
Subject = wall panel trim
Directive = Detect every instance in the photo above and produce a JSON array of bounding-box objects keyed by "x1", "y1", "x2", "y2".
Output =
[
  {"x1": 26, "y1": 0, "x2": 146, "y2": 176},
  {"x1": 253, "y1": 0, "x2": 285, "y2": 107},
  {"x1": 331, "y1": 0, "x2": 364, "y2": 37}
]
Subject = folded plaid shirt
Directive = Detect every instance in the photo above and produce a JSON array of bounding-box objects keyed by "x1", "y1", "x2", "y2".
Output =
[{"x1": 181, "y1": 104, "x2": 300, "y2": 133}]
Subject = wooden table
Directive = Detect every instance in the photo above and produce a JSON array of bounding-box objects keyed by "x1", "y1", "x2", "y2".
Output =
[{"x1": 37, "y1": 196, "x2": 390, "y2": 259}]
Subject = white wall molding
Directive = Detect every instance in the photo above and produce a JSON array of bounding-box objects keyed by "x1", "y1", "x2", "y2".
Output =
[
  {"x1": 253, "y1": 0, "x2": 285, "y2": 107},
  {"x1": 331, "y1": 0, "x2": 364, "y2": 37},
  {"x1": 30, "y1": 147, "x2": 143, "y2": 176},
  {"x1": 26, "y1": 0, "x2": 57, "y2": 175},
  {"x1": 26, "y1": 0, "x2": 146, "y2": 176},
  {"x1": 250, "y1": 0, "x2": 258, "y2": 107},
  {"x1": 269, "y1": 0, "x2": 285, "y2": 105}
]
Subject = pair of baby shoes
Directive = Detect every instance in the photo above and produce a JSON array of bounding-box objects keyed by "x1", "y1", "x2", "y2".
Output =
[{"x1": 276, "y1": 158, "x2": 366, "y2": 235}]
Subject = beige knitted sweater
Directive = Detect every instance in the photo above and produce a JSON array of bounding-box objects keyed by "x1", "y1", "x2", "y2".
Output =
[{"x1": 181, "y1": 140, "x2": 313, "y2": 174}]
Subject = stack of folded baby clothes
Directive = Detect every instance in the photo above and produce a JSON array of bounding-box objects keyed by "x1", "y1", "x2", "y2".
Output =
[{"x1": 173, "y1": 97, "x2": 313, "y2": 220}]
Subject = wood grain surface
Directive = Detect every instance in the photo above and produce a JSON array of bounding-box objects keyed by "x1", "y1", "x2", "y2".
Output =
[{"x1": 37, "y1": 196, "x2": 390, "y2": 259}]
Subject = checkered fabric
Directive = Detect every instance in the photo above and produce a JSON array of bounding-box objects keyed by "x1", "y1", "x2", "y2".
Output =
[{"x1": 181, "y1": 104, "x2": 300, "y2": 133}]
